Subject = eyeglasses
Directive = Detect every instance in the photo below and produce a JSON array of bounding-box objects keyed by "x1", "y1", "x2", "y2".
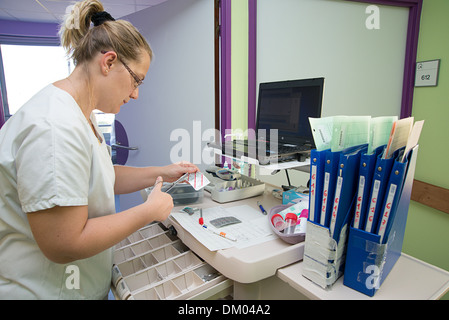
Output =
[{"x1": 101, "y1": 50, "x2": 144, "y2": 89}]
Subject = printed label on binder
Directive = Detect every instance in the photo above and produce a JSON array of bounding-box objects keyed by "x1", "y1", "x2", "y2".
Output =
[
  {"x1": 365, "y1": 179, "x2": 380, "y2": 232},
  {"x1": 310, "y1": 165, "x2": 317, "y2": 221},
  {"x1": 320, "y1": 172, "x2": 330, "y2": 225},
  {"x1": 330, "y1": 176, "x2": 343, "y2": 235},
  {"x1": 378, "y1": 184, "x2": 397, "y2": 242},
  {"x1": 317, "y1": 126, "x2": 332, "y2": 145},
  {"x1": 353, "y1": 176, "x2": 365, "y2": 229}
]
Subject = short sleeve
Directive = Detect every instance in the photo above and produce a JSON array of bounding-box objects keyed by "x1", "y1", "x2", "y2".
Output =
[{"x1": 17, "y1": 118, "x2": 92, "y2": 213}]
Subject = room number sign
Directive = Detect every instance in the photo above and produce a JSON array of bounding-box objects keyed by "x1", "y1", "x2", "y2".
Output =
[{"x1": 415, "y1": 59, "x2": 440, "y2": 87}]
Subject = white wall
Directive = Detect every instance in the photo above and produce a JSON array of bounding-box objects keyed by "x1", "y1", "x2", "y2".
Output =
[
  {"x1": 257, "y1": 0, "x2": 409, "y2": 117},
  {"x1": 256, "y1": 0, "x2": 409, "y2": 188},
  {"x1": 116, "y1": 0, "x2": 214, "y2": 211}
]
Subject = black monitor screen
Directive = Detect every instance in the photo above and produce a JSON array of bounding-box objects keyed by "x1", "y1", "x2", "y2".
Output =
[{"x1": 257, "y1": 78, "x2": 324, "y2": 146}]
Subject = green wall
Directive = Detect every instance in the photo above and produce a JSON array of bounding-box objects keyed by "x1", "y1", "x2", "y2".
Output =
[
  {"x1": 402, "y1": 0, "x2": 449, "y2": 300},
  {"x1": 231, "y1": 0, "x2": 249, "y2": 137}
]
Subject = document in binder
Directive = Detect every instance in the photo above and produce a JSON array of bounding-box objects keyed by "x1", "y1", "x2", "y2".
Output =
[
  {"x1": 329, "y1": 145, "x2": 367, "y2": 240},
  {"x1": 384, "y1": 117, "x2": 413, "y2": 159},
  {"x1": 308, "y1": 149, "x2": 328, "y2": 224},
  {"x1": 376, "y1": 152, "x2": 409, "y2": 243},
  {"x1": 352, "y1": 145, "x2": 385, "y2": 229}
]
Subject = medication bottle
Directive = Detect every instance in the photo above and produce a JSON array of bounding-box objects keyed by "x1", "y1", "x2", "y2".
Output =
[
  {"x1": 283, "y1": 213, "x2": 298, "y2": 235},
  {"x1": 271, "y1": 214, "x2": 285, "y2": 231}
]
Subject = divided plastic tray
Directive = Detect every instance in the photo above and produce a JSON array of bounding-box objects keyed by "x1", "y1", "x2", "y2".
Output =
[{"x1": 111, "y1": 223, "x2": 226, "y2": 300}]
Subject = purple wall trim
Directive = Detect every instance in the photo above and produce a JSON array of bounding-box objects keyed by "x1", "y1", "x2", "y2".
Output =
[
  {"x1": 220, "y1": 0, "x2": 232, "y2": 168},
  {"x1": 220, "y1": 0, "x2": 232, "y2": 143},
  {"x1": 401, "y1": 2, "x2": 422, "y2": 119},
  {"x1": 0, "y1": 86, "x2": 4, "y2": 129},
  {"x1": 345, "y1": 0, "x2": 423, "y2": 119},
  {"x1": 0, "y1": 19, "x2": 60, "y2": 45},
  {"x1": 0, "y1": 20, "x2": 59, "y2": 37},
  {"x1": 247, "y1": 0, "x2": 257, "y2": 136}
]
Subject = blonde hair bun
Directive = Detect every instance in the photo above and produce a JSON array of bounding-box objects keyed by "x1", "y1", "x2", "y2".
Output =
[{"x1": 59, "y1": 0, "x2": 152, "y2": 65}]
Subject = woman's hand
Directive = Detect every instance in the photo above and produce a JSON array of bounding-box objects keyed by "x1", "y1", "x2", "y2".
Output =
[
  {"x1": 162, "y1": 161, "x2": 200, "y2": 183},
  {"x1": 145, "y1": 176, "x2": 174, "y2": 222}
]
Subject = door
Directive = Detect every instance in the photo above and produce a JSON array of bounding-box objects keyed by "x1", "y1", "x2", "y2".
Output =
[{"x1": 114, "y1": 0, "x2": 215, "y2": 211}]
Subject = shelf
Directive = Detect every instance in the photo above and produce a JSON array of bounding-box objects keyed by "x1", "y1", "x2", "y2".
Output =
[
  {"x1": 277, "y1": 253, "x2": 449, "y2": 300},
  {"x1": 208, "y1": 145, "x2": 310, "y2": 172}
]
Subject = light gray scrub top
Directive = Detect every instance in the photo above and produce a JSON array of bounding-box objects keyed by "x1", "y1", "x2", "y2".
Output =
[{"x1": 0, "y1": 84, "x2": 116, "y2": 299}]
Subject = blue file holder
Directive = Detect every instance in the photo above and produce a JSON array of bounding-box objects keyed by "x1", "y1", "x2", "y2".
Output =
[{"x1": 343, "y1": 146, "x2": 418, "y2": 297}]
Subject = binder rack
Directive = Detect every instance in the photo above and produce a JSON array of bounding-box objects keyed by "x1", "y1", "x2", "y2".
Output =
[
  {"x1": 343, "y1": 145, "x2": 418, "y2": 296},
  {"x1": 302, "y1": 146, "x2": 418, "y2": 294}
]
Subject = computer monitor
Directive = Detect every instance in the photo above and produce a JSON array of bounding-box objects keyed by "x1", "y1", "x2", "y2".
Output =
[{"x1": 256, "y1": 77, "x2": 324, "y2": 147}]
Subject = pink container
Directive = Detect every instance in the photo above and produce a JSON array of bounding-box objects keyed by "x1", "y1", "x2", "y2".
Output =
[{"x1": 271, "y1": 213, "x2": 285, "y2": 231}]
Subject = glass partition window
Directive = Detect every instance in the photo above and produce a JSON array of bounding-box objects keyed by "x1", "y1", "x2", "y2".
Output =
[
  {"x1": 0, "y1": 44, "x2": 114, "y2": 145},
  {"x1": 1, "y1": 44, "x2": 73, "y2": 116}
]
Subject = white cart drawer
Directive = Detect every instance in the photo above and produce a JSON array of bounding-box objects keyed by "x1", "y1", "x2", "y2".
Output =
[{"x1": 111, "y1": 223, "x2": 232, "y2": 300}]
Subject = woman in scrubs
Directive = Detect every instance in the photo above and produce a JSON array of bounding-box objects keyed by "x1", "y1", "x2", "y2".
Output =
[{"x1": 0, "y1": 0, "x2": 198, "y2": 299}]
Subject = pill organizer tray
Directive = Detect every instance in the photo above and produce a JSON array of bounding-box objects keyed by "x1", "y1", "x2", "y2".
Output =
[
  {"x1": 204, "y1": 173, "x2": 265, "y2": 203},
  {"x1": 111, "y1": 223, "x2": 231, "y2": 300}
]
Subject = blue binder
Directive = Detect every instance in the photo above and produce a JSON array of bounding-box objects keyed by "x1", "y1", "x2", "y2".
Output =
[
  {"x1": 352, "y1": 145, "x2": 385, "y2": 229},
  {"x1": 363, "y1": 150, "x2": 398, "y2": 233},
  {"x1": 329, "y1": 145, "x2": 367, "y2": 241},
  {"x1": 308, "y1": 149, "x2": 329, "y2": 224},
  {"x1": 320, "y1": 150, "x2": 340, "y2": 227},
  {"x1": 376, "y1": 153, "x2": 409, "y2": 244}
]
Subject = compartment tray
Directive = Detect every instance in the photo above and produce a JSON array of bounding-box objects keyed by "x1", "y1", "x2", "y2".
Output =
[{"x1": 111, "y1": 222, "x2": 229, "y2": 300}]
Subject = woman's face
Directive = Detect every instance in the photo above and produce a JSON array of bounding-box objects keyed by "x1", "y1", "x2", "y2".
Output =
[{"x1": 97, "y1": 51, "x2": 151, "y2": 114}]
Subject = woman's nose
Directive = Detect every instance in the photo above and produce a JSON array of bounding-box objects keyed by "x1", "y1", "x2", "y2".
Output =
[{"x1": 130, "y1": 87, "x2": 139, "y2": 100}]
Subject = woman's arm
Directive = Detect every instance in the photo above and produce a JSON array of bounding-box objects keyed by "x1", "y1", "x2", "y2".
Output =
[
  {"x1": 27, "y1": 177, "x2": 172, "y2": 264},
  {"x1": 113, "y1": 162, "x2": 200, "y2": 195}
]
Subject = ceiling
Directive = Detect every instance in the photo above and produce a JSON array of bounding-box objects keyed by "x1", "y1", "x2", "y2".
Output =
[{"x1": 0, "y1": 0, "x2": 168, "y2": 24}]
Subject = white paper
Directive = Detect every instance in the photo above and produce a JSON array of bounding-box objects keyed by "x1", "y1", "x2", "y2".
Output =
[
  {"x1": 402, "y1": 120, "x2": 424, "y2": 162},
  {"x1": 186, "y1": 171, "x2": 210, "y2": 191},
  {"x1": 331, "y1": 116, "x2": 371, "y2": 152},
  {"x1": 384, "y1": 117, "x2": 414, "y2": 159},
  {"x1": 171, "y1": 205, "x2": 275, "y2": 251},
  {"x1": 309, "y1": 117, "x2": 334, "y2": 151}
]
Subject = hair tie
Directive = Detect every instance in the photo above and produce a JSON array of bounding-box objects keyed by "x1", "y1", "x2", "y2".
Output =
[{"x1": 91, "y1": 11, "x2": 115, "y2": 26}]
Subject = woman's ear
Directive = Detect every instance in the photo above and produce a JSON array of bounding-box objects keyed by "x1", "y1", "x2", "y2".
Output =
[{"x1": 100, "y1": 51, "x2": 118, "y2": 75}]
